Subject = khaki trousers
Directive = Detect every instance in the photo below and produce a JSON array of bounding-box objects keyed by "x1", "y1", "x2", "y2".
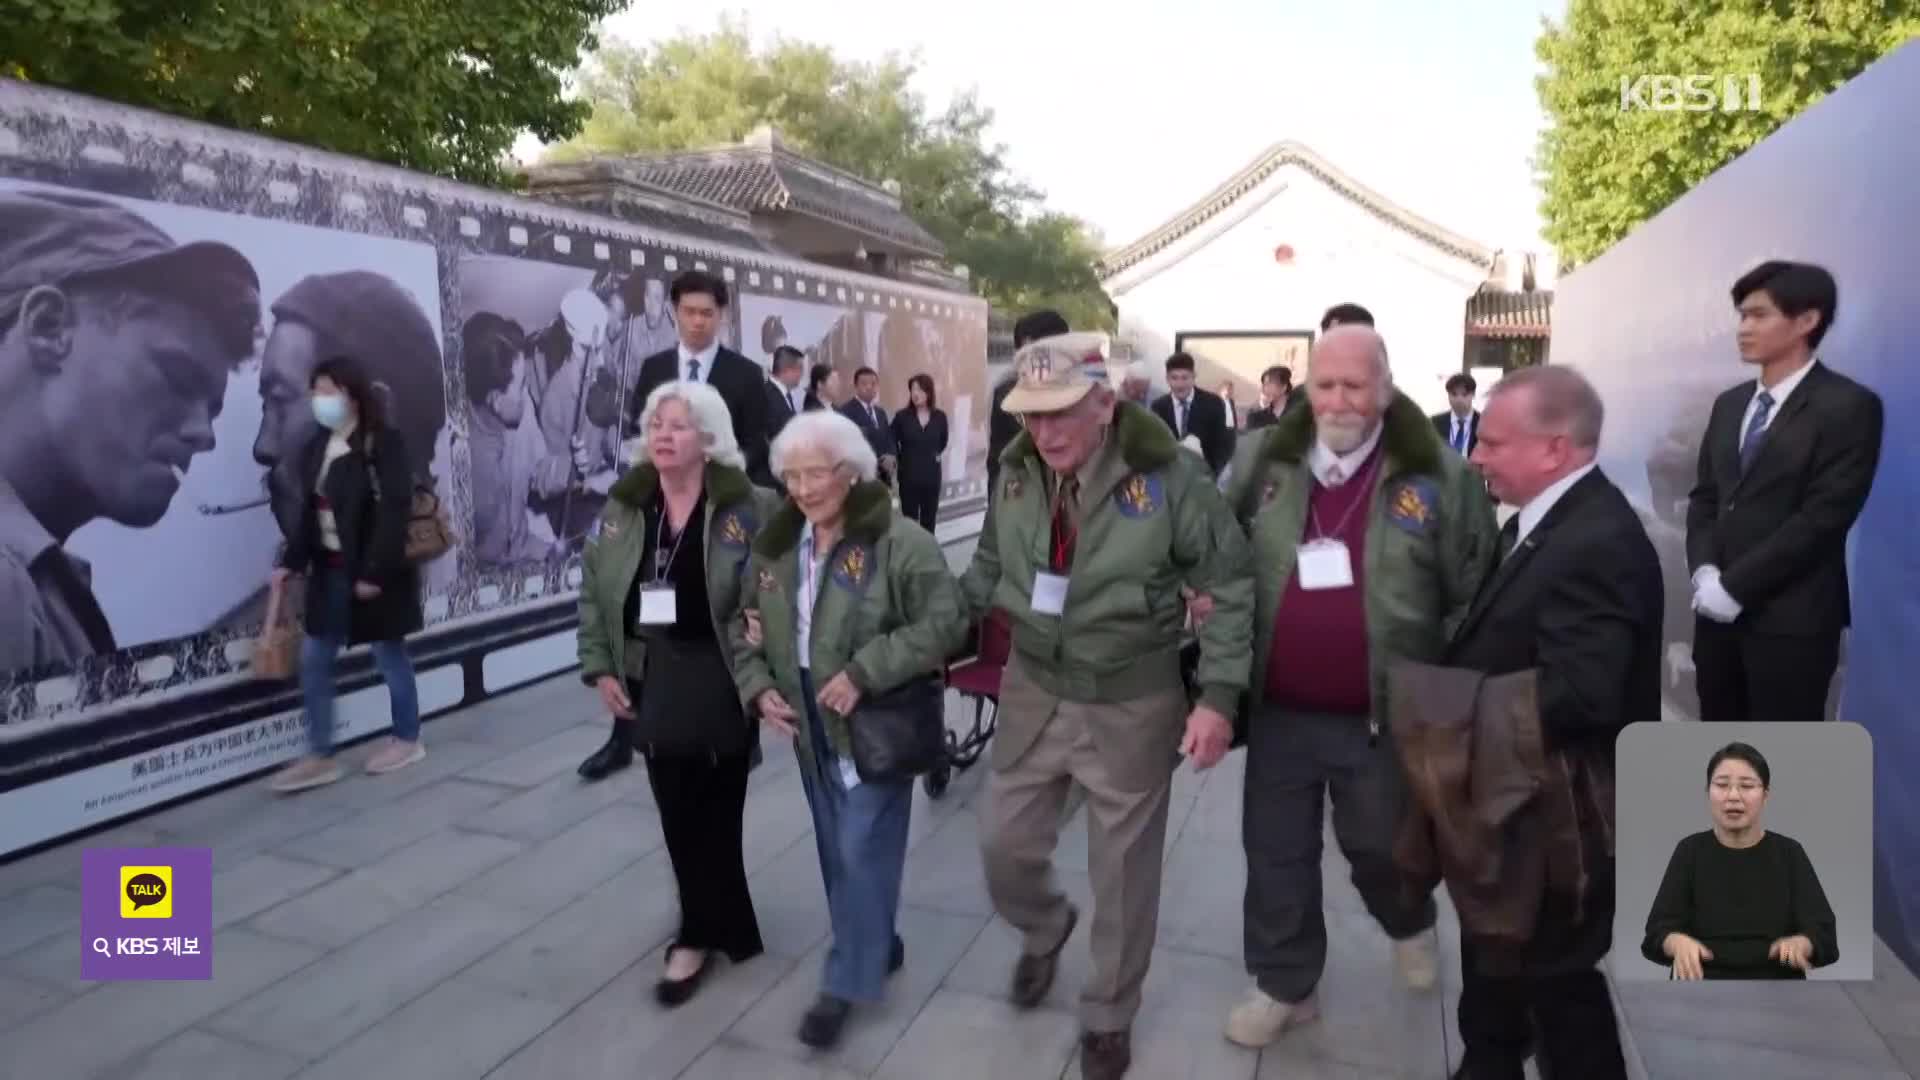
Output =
[{"x1": 979, "y1": 654, "x2": 1186, "y2": 1032}]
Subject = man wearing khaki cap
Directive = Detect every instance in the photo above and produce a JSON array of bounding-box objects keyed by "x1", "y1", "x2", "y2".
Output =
[
  {"x1": 959, "y1": 332, "x2": 1254, "y2": 1080},
  {"x1": 0, "y1": 186, "x2": 261, "y2": 672}
]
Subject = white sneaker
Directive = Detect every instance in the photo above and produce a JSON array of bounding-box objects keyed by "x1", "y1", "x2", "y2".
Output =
[
  {"x1": 1395, "y1": 932, "x2": 1439, "y2": 991},
  {"x1": 1224, "y1": 988, "x2": 1319, "y2": 1048},
  {"x1": 365, "y1": 737, "x2": 426, "y2": 775}
]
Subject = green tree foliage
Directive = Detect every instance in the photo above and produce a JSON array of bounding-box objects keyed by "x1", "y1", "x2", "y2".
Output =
[
  {"x1": 552, "y1": 18, "x2": 1115, "y2": 330},
  {"x1": 1534, "y1": 1, "x2": 1919, "y2": 267},
  {"x1": 1, "y1": 0, "x2": 627, "y2": 187}
]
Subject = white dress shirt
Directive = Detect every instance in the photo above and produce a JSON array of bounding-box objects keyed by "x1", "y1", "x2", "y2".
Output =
[
  {"x1": 796, "y1": 522, "x2": 824, "y2": 665},
  {"x1": 677, "y1": 341, "x2": 720, "y2": 383},
  {"x1": 1447, "y1": 411, "x2": 1474, "y2": 451},
  {"x1": 1738, "y1": 357, "x2": 1816, "y2": 437},
  {"x1": 1308, "y1": 424, "x2": 1385, "y2": 488},
  {"x1": 1172, "y1": 392, "x2": 1192, "y2": 437},
  {"x1": 1511, "y1": 462, "x2": 1597, "y2": 555}
]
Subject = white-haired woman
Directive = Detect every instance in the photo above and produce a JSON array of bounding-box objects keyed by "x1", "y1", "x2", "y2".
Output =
[
  {"x1": 575, "y1": 380, "x2": 781, "y2": 1007},
  {"x1": 734, "y1": 409, "x2": 967, "y2": 1049}
]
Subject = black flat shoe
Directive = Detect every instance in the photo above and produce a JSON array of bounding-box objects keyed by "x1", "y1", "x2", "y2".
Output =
[
  {"x1": 654, "y1": 948, "x2": 711, "y2": 1007},
  {"x1": 798, "y1": 994, "x2": 852, "y2": 1048},
  {"x1": 578, "y1": 732, "x2": 633, "y2": 781},
  {"x1": 889, "y1": 934, "x2": 905, "y2": 975}
]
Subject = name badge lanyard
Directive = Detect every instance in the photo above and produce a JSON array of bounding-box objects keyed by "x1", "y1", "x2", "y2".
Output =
[
  {"x1": 652, "y1": 509, "x2": 693, "y2": 586},
  {"x1": 1307, "y1": 452, "x2": 1382, "y2": 543}
]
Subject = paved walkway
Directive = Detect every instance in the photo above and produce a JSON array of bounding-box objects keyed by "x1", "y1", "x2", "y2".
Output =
[{"x1": 0, "y1": 534, "x2": 1914, "y2": 1077}]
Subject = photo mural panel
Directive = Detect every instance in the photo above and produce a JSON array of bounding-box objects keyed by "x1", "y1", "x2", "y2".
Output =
[{"x1": 0, "y1": 81, "x2": 986, "y2": 787}]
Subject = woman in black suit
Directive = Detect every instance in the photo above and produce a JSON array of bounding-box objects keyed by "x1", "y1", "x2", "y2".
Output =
[{"x1": 889, "y1": 373, "x2": 948, "y2": 532}]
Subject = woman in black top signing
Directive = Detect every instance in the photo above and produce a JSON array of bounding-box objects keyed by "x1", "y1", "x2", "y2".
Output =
[
  {"x1": 575, "y1": 380, "x2": 781, "y2": 1006},
  {"x1": 889, "y1": 373, "x2": 948, "y2": 533},
  {"x1": 1642, "y1": 742, "x2": 1839, "y2": 980}
]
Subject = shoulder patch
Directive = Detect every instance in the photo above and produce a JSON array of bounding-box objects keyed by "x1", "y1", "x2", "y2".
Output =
[
  {"x1": 1111, "y1": 472, "x2": 1165, "y2": 519},
  {"x1": 830, "y1": 542, "x2": 875, "y2": 594},
  {"x1": 715, "y1": 509, "x2": 754, "y2": 549},
  {"x1": 757, "y1": 567, "x2": 778, "y2": 593},
  {"x1": 1385, "y1": 477, "x2": 1439, "y2": 536}
]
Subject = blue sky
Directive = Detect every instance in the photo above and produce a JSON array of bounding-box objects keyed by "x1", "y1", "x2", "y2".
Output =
[{"x1": 586, "y1": 0, "x2": 1568, "y2": 256}]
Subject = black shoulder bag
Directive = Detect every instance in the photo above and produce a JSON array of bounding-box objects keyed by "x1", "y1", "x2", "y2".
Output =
[{"x1": 843, "y1": 540, "x2": 948, "y2": 783}]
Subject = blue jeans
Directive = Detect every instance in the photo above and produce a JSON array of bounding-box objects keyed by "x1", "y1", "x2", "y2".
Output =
[
  {"x1": 300, "y1": 566, "x2": 420, "y2": 756},
  {"x1": 797, "y1": 668, "x2": 913, "y2": 1003}
]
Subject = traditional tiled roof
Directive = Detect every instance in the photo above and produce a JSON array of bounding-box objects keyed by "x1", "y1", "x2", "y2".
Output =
[
  {"x1": 1465, "y1": 287, "x2": 1554, "y2": 338},
  {"x1": 520, "y1": 159, "x2": 776, "y2": 250},
  {"x1": 1099, "y1": 140, "x2": 1496, "y2": 279},
  {"x1": 614, "y1": 128, "x2": 945, "y2": 259}
]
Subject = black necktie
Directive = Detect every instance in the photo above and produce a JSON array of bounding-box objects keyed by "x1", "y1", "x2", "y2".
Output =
[
  {"x1": 686, "y1": 357, "x2": 701, "y2": 381},
  {"x1": 1497, "y1": 517, "x2": 1520, "y2": 562},
  {"x1": 1739, "y1": 390, "x2": 1774, "y2": 473}
]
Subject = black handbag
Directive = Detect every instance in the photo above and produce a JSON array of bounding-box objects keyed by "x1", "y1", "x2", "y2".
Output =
[{"x1": 846, "y1": 675, "x2": 947, "y2": 783}]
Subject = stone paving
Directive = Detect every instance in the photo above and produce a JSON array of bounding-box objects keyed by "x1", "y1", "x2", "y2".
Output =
[{"x1": 2, "y1": 546, "x2": 1917, "y2": 1078}]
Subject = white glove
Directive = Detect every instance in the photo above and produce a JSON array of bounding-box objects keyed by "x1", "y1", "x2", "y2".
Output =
[{"x1": 1691, "y1": 566, "x2": 1743, "y2": 623}]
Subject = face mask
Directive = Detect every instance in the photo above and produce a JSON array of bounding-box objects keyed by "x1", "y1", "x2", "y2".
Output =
[{"x1": 311, "y1": 393, "x2": 350, "y2": 430}]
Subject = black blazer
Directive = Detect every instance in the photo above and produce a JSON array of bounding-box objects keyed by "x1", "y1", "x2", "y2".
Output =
[
  {"x1": 1432, "y1": 410, "x2": 1480, "y2": 457},
  {"x1": 987, "y1": 375, "x2": 1021, "y2": 497},
  {"x1": 839, "y1": 397, "x2": 898, "y2": 462},
  {"x1": 630, "y1": 344, "x2": 772, "y2": 486},
  {"x1": 1151, "y1": 388, "x2": 1233, "y2": 474},
  {"x1": 764, "y1": 378, "x2": 815, "y2": 440},
  {"x1": 1685, "y1": 362, "x2": 1884, "y2": 635},
  {"x1": 890, "y1": 407, "x2": 949, "y2": 490},
  {"x1": 1446, "y1": 469, "x2": 1664, "y2": 755}
]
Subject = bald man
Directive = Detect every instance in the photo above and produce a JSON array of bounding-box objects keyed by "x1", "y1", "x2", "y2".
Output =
[{"x1": 1218, "y1": 324, "x2": 1498, "y2": 1048}]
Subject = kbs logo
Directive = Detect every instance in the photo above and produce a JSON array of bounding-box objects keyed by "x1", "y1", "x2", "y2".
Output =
[{"x1": 1619, "y1": 74, "x2": 1763, "y2": 112}]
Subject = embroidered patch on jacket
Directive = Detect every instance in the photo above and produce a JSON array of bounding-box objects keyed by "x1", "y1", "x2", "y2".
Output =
[
  {"x1": 715, "y1": 510, "x2": 753, "y2": 549},
  {"x1": 1261, "y1": 480, "x2": 1279, "y2": 506},
  {"x1": 830, "y1": 544, "x2": 874, "y2": 593},
  {"x1": 1004, "y1": 473, "x2": 1023, "y2": 500},
  {"x1": 757, "y1": 568, "x2": 777, "y2": 593},
  {"x1": 1386, "y1": 478, "x2": 1439, "y2": 535},
  {"x1": 1112, "y1": 473, "x2": 1164, "y2": 518}
]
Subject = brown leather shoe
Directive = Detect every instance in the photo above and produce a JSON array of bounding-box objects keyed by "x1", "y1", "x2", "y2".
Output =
[
  {"x1": 1079, "y1": 1028, "x2": 1131, "y2": 1079},
  {"x1": 1010, "y1": 904, "x2": 1078, "y2": 1009}
]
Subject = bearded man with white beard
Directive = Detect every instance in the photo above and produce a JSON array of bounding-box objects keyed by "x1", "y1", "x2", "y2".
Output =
[{"x1": 1213, "y1": 325, "x2": 1499, "y2": 1048}]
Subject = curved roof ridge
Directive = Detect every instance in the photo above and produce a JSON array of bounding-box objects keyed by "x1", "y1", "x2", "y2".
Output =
[{"x1": 1098, "y1": 140, "x2": 1495, "y2": 279}]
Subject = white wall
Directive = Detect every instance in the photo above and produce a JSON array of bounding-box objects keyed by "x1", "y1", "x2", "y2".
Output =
[{"x1": 1107, "y1": 163, "x2": 1486, "y2": 416}]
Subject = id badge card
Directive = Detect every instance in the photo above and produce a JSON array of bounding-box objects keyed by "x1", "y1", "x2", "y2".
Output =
[
  {"x1": 1031, "y1": 571, "x2": 1069, "y2": 615},
  {"x1": 636, "y1": 585, "x2": 678, "y2": 627},
  {"x1": 1296, "y1": 539, "x2": 1355, "y2": 591}
]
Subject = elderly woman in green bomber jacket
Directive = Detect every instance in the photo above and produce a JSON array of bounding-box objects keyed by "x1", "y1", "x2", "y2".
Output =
[
  {"x1": 575, "y1": 380, "x2": 782, "y2": 1008},
  {"x1": 734, "y1": 409, "x2": 967, "y2": 1051},
  {"x1": 1642, "y1": 741, "x2": 1839, "y2": 980}
]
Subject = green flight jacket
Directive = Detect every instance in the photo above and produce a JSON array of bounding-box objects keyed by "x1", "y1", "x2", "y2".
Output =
[
  {"x1": 959, "y1": 400, "x2": 1255, "y2": 716},
  {"x1": 1221, "y1": 391, "x2": 1498, "y2": 727},
  {"x1": 575, "y1": 461, "x2": 778, "y2": 687},
  {"x1": 732, "y1": 481, "x2": 968, "y2": 767}
]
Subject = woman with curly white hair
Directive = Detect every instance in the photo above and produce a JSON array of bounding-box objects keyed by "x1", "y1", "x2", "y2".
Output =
[
  {"x1": 575, "y1": 380, "x2": 781, "y2": 1007},
  {"x1": 734, "y1": 409, "x2": 967, "y2": 1048}
]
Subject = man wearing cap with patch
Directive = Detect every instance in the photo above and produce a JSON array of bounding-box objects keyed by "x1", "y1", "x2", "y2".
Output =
[
  {"x1": 0, "y1": 187, "x2": 261, "y2": 672},
  {"x1": 1215, "y1": 324, "x2": 1497, "y2": 1049},
  {"x1": 960, "y1": 332, "x2": 1254, "y2": 1080}
]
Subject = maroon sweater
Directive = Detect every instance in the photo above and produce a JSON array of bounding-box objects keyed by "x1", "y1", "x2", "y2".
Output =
[{"x1": 1263, "y1": 450, "x2": 1379, "y2": 715}]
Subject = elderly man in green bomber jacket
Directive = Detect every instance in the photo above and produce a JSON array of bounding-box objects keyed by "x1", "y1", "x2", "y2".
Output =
[
  {"x1": 1212, "y1": 324, "x2": 1498, "y2": 1050},
  {"x1": 960, "y1": 332, "x2": 1254, "y2": 1080}
]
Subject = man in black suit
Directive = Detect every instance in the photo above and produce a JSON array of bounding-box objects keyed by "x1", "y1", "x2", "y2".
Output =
[
  {"x1": 1244, "y1": 364, "x2": 1293, "y2": 431},
  {"x1": 1447, "y1": 365, "x2": 1661, "y2": 1080},
  {"x1": 764, "y1": 344, "x2": 810, "y2": 440},
  {"x1": 1151, "y1": 351, "x2": 1233, "y2": 474},
  {"x1": 840, "y1": 365, "x2": 898, "y2": 484},
  {"x1": 1432, "y1": 373, "x2": 1481, "y2": 457},
  {"x1": 582, "y1": 269, "x2": 771, "y2": 781},
  {"x1": 987, "y1": 309, "x2": 1069, "y2": 500},
  {"x1": 1687, "y1": 261, "x2": 1883, "y2": 725}
]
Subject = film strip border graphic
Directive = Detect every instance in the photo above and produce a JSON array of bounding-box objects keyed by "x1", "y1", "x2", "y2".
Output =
[{"x1": 0, "y1": 79, "x2": 989, "y2": 731}]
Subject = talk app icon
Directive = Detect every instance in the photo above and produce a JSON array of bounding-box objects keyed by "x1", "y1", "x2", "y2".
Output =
[{"x1": 119, "y1": 865, "x2": 173, "y2": 919}]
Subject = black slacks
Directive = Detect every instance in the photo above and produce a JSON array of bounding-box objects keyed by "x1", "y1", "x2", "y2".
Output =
[
  {"x1": 644, "y1": 747, "x2": 764, "y2": 962},
  {"x1": 1693, "y1": 618, "x2": 1841, "y2": 723},
  {"x1": 899, "y1": 483, "x2": 940, "y2": 534}
]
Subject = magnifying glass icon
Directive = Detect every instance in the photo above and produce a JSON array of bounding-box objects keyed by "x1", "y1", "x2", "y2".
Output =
[{"x1": 91, "y1": 937, "x2": 111, "y2": 958}]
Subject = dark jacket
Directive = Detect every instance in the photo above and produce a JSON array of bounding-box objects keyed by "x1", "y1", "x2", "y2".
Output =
[
  {"x1": 279, "y1": 426, "x2": 423, "y2": 644},
  {"x1": 1430, "y1": 409, "x2": 1480, "y2": 457},
  {"x1": 890, "y1": 407, "x2": 949, "y2": 491},
  {"x1": 629, "y1": 345, "x2": 773, "y2": 487},
  {"x1": 1150, "y1": 387, "x2": 1233, "y2": 474},
  {"x1": 986, "y1": 375, "x2": 1021, "y2": 498},
  {"x1": 840, "y1": 397, "x2": 899, "y2": 463},
  {"x1": 1686, "y1": 361, "x2": 1884, "y2": 634},
  {"x1": 1425, "y1": 467, "x2": 1663, "y2": 976}
]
